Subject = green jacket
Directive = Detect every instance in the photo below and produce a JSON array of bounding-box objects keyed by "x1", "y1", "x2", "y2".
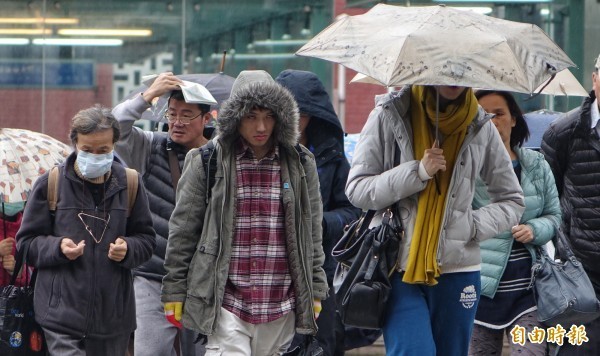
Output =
[
  {"x1": 161, "y1": 80, "x2": 328, "y2": 336},
  {"x1": 473, "y1": 147, "x2": 561, "y2": 298}
]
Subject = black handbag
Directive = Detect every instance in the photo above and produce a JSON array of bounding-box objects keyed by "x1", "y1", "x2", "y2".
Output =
[
  {"x1": 332, "y1": 208, "x2": 402, "y2": 329},
  {"x1": 530, "y1": 227, "x2": 600, "y2": 327},
  {"x1": 0, "y1": 243, "x2": 45, "y2": 355},
  {"x1": 283, "y1": 335, "x2": 323, "y2": 356}
]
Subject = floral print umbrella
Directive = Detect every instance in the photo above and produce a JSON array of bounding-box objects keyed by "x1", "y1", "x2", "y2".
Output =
[{"x1": 0, "y1": 128, "x2": 71, "y2": 203}]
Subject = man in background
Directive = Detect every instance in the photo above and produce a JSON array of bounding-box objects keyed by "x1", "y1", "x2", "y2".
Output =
[
  {"x1": 113, "y1": 72, "x2": 214, "y2": 356},
  {"x1": 541, "y1": 54, "x2": 600, "y2": 354},
  {"x1": 276, "y1": 69, "x2": 361, "y2": 355}
]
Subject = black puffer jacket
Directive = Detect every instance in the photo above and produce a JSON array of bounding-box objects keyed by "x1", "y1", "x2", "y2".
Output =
[
  {"x1": 541, "y1": 91, "x2": 600, "y2": 280},
  {"x1": 135, "y1": 134, "x2": 186, "y2": 281},
  {"x1": 276, "y1": 69, "x2": 361, "y2": 281}
]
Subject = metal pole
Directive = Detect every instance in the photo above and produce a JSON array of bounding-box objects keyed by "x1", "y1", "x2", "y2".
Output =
[
  {"x1": 41, "y1": 0, "x2": 47, "y2": 133},
  {"x1": 181, "y1": 0, "x2": 187, "y2": 74},
  {"x1": 337, "y1": 64, "x2": 346, "y2": 130}
]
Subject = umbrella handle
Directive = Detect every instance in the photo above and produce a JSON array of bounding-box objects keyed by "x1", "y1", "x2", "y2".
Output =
[
  {"x1": 433, "y1": 172, "x2": 441, "y2": 195},
  {"x1": 219, "y1": 51, "x2": 227, "y2": 73},
  {"x1": 433, "y1": 90, "x2": 441, "y2": 195}
]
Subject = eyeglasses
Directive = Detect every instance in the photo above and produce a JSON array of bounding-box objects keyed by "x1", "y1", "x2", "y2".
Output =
[{"x1": 164, "y1": 111, "x2": 203, "y2": 125}]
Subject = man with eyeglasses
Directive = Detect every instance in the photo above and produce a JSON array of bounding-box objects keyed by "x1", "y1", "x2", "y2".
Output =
[{"x1": 112, "y1": 72, "x2": 214, "y2": 356}]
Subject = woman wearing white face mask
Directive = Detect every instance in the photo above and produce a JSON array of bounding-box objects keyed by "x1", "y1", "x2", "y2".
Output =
[{"x1": 16, "y1": 105, "x2": 156, "y2": 356}]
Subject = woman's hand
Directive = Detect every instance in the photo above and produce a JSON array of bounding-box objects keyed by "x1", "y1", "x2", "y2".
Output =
[
  {"x1": 0, "y1": 237, "x2": 15, "y2": 257},
  {"x1": 2, "y1": 254, "x2": 15, "y2": 273},
  {"x1": 422, "y1": 141, "x2": 446, "y2": 177},
  {"x1": 512, "y1": 224, "x2": 534, "y2": 244}
]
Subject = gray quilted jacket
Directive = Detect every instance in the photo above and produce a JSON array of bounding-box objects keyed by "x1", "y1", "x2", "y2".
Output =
[{"x1": 345, "y1": 87, "x2": 525, "y2": 274}]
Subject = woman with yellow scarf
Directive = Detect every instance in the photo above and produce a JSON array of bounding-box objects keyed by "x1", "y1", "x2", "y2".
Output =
[{"x1": 345, "y1": 85, "x2": 525, "y2": 355}]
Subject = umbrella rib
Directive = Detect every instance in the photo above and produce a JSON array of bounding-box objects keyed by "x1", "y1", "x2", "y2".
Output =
[{"x1": 387, "y1": 8, "x2": 439, "y2": 86}]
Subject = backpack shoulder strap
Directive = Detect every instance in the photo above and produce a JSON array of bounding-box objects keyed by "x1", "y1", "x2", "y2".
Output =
[
  {"x1": 200, "y1": 140, "x2": 217, "y2": 204},
  {"x1": 125, "y1": 168, "x2": 139, "y2": 217},
  {"x1": 294, "y1": 144, "x2": 307, "y2": 164},
  {"x1": 48, "y1": 166, "x2": 60, "y2": 212},
  {"x1": 47, "y1": 166, "x2": 138, "y2": 217}
]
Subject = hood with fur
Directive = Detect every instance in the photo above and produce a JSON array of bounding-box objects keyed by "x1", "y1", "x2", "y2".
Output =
[{"x1": 216, "y1": 79, "x2": 300, "y2": 147}]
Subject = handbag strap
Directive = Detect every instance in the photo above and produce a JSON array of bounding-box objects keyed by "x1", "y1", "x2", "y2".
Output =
[
  {"x1": 352, "y1": 210, "x2": 377, "y2": 239},
  {"x1": 355, "y1": 142, "x2": 403, "y2": 232},
  {"x1": 554, "y1": 227, "x2": 576, "y2": 260},
  {"x1": 10, "y1": 239, "x2": 33, "y2": 286},
  {"x1": 530, "y1": 225, "x2": 579, "y2": 288},
  {"x1": 167, "y1": 149, "x2": 182, "y2": 189}
]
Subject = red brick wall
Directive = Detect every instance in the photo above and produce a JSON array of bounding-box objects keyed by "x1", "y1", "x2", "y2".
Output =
[
  {"x1": 333, "y1": 0, "x2": 388, "y2": 134},
  {"x1": 0, "y1": 63, "x2": 113, "y2": 144}
]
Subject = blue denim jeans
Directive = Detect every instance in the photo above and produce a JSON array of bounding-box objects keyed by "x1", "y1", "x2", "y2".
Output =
[{"x1": 383, "y1": 271, "x2": 481, "y2": 356}]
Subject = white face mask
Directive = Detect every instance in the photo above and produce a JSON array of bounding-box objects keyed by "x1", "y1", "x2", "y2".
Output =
[{"x1": 76, "y1": 151, "x2": 114, "y2": 179}]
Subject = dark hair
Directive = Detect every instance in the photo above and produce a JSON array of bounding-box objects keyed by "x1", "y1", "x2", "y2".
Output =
[
  {"x1": 475, "y1": 90, "x2": 530, "y2": 148},
  {"x1": 69, "y1": 104, "x2": 120, "y2": 146},
  {"x1": 168, "y1": 90, "x2": 211, "y2": 114}
]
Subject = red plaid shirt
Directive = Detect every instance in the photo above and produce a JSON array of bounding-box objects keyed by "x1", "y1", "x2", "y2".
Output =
[{"x1": 222, "y1": 139, "x2": 295, "y2": 324}]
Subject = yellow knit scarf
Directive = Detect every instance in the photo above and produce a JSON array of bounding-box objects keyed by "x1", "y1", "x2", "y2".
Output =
[{"x1": 403, "y1": 86, "x2": 478, "y2": 285}]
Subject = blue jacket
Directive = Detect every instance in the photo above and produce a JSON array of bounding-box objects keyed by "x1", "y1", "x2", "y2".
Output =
[
  {"x1": 276, "y1": 70, "x2": 361, "y2": 281},
  {"x1": 473, "y1": 147, "x2": 561, "y2": 298}
]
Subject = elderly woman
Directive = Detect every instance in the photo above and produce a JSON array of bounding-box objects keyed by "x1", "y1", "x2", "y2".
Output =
[
  {"x1": 345, "y1": 85, "x2": 525, "y2": 355},
  {"x1": 469, "y1": 90, "x2": 561, "y2": 356},
  {"x1": 16, "y1": 105, "x2": 156, "y2": 356}
]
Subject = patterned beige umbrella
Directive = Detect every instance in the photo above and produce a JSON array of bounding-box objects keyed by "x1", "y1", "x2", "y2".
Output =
[
  {"x1": 534, "y1": 69, "x2": 589, "y2": 97},
  {"x1": 352, "y1": 68, "x2": 589, "y2": 97},
  {"x1": 297, "y1": 4, "x2": 575, "y2": 94},
  {"x1": 0, "y1": 128, "x2": 71, "y2": 203}
]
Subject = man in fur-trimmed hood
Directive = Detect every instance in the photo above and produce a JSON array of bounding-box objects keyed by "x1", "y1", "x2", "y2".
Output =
[
  {"x1": 162, "y1": 70, "x2": 328, "y2": 355},
  {"x1": 216, "y1": 69, "x2": 299, "y2": 149}
]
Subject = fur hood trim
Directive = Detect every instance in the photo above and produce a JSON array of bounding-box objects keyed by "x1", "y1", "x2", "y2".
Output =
[{"x1": 216, "y1": 81, "x2": 299, "y2": 147}]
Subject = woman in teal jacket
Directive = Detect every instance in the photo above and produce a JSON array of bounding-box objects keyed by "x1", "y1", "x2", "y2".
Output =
[{"x1": 469, "y1": 91, "x2": 561, "y2": 355}]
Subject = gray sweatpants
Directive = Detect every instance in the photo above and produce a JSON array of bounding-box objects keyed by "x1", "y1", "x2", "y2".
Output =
[{"x1": 133, "y1": 276, "x2": 205, "y2": 356}]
